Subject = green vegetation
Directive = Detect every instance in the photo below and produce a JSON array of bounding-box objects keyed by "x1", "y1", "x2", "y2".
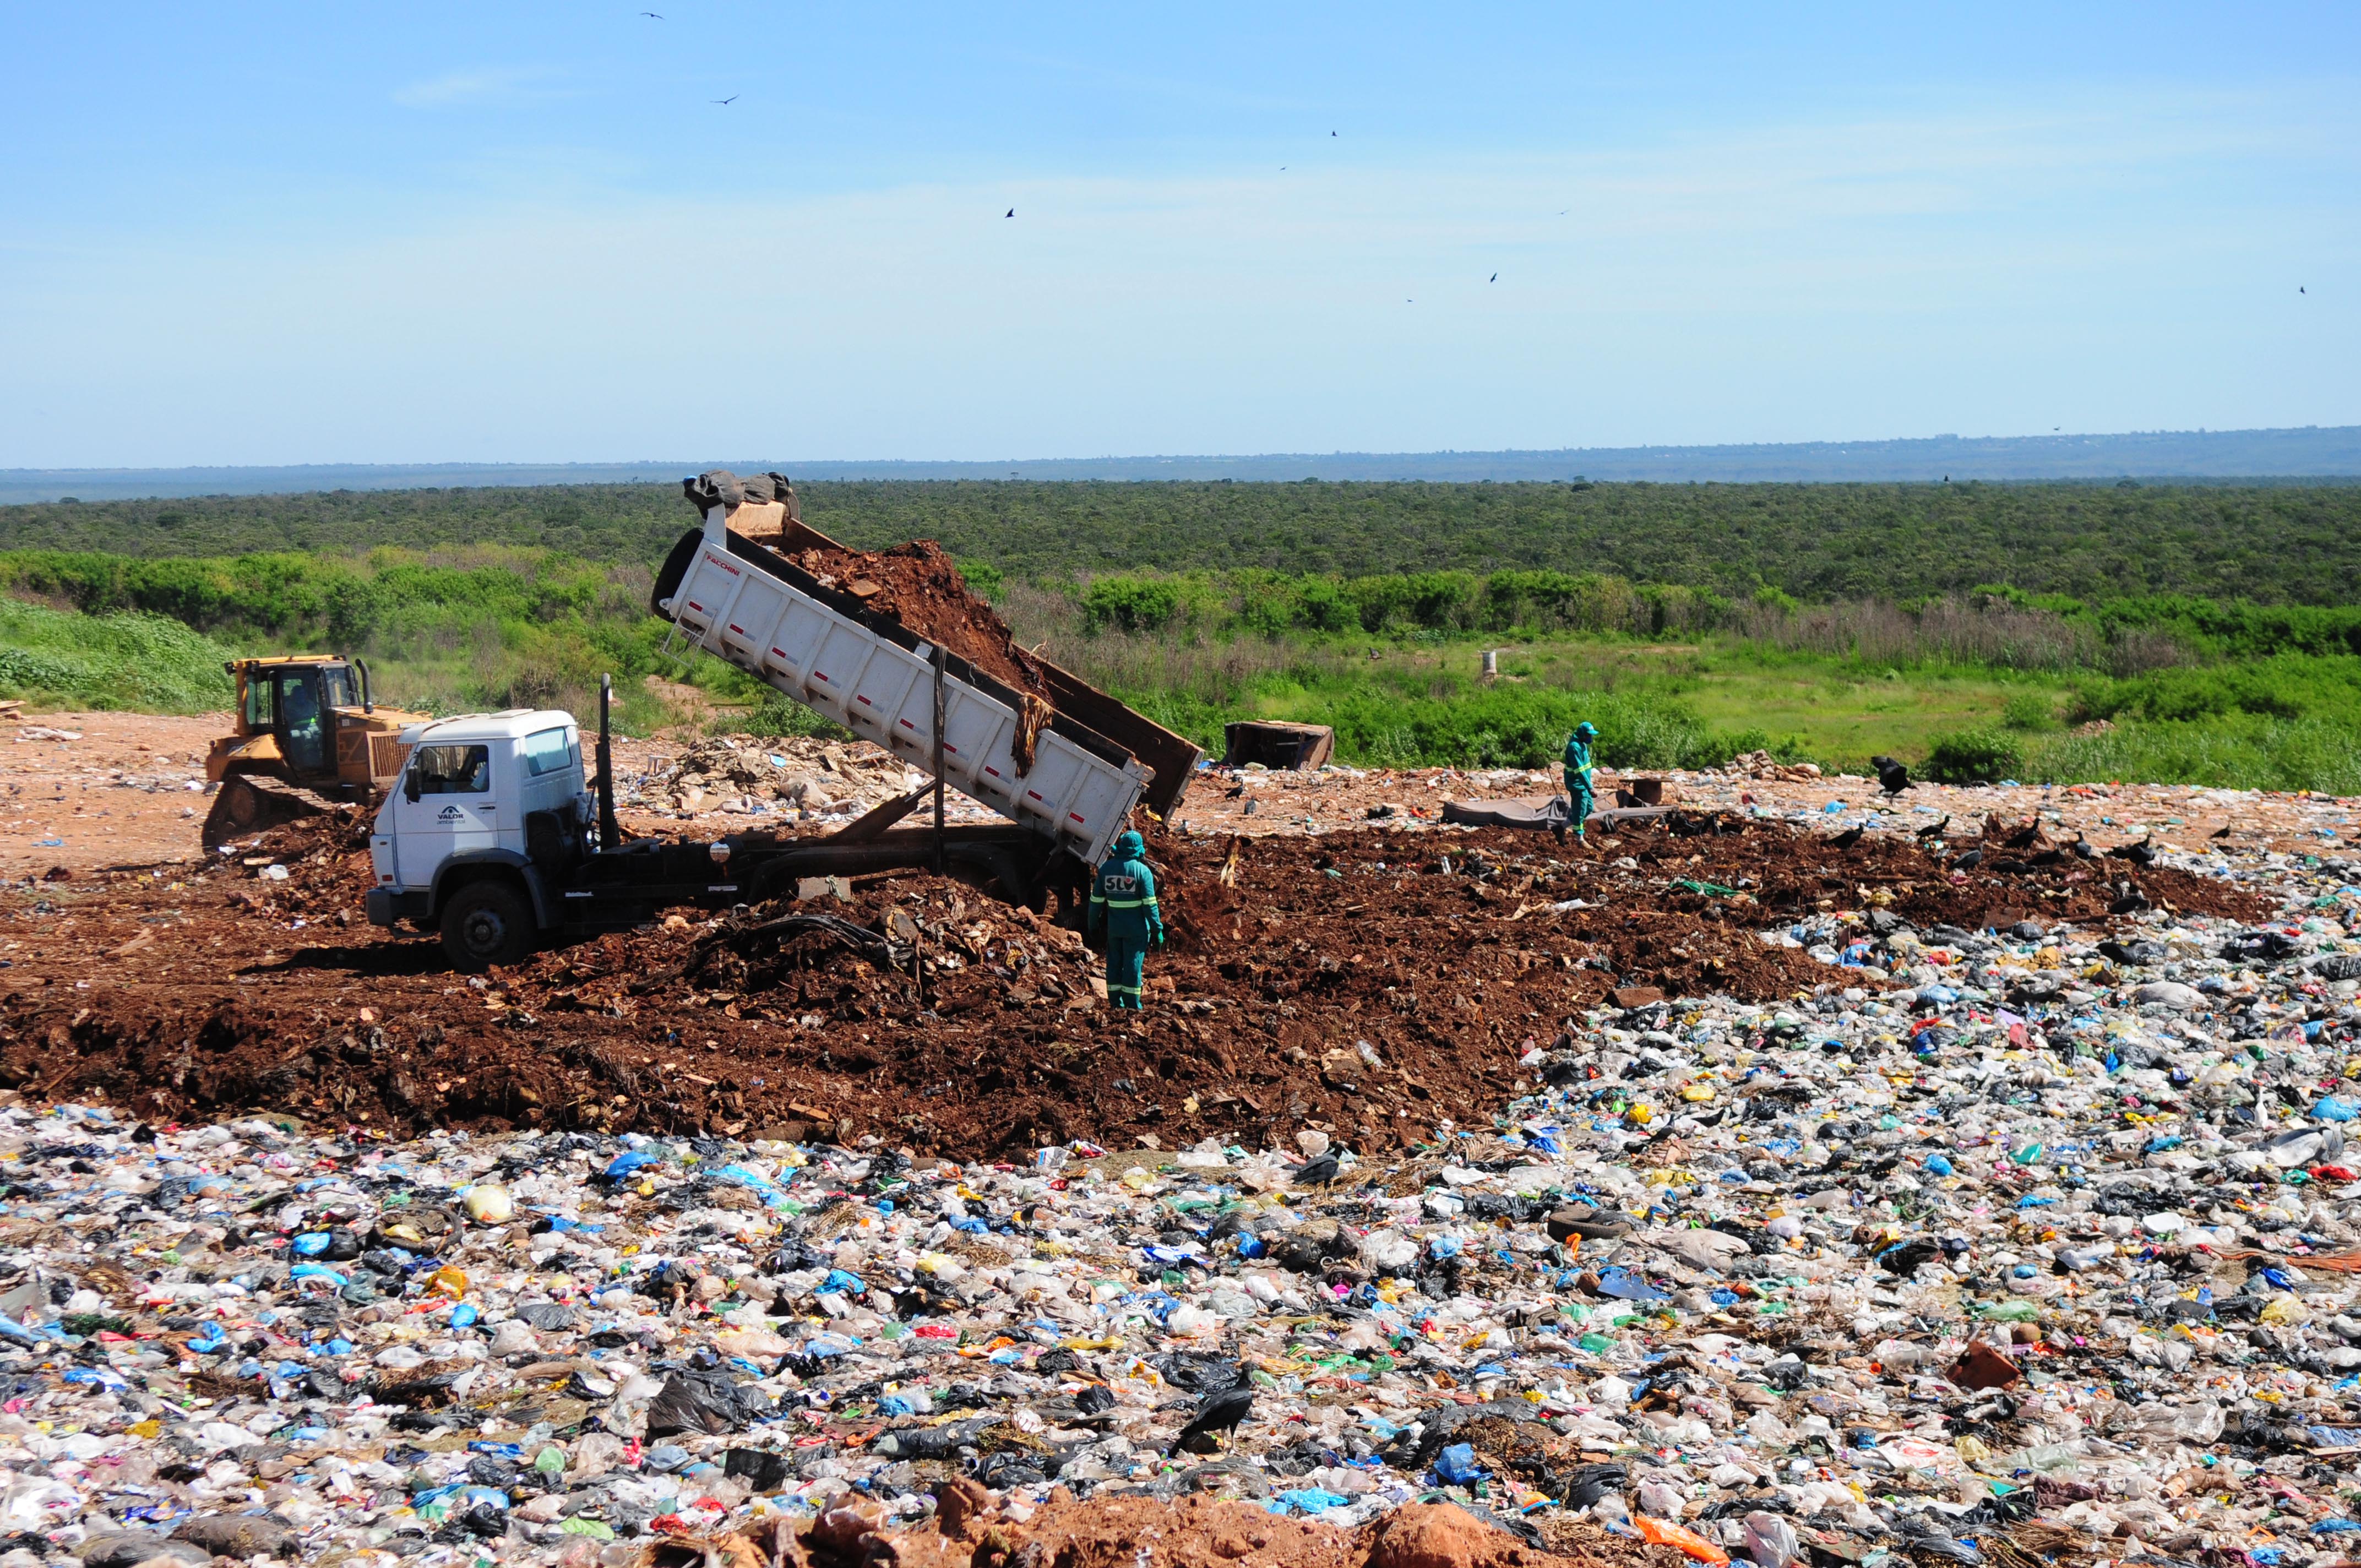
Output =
[
  {"x1": 1922, "y1": 728, "x2": 2028, "y2": 786},
  {"x1": 2, "y1": 478, "x2": 2357, "y2": 792},
  {"x1": 0, "y1": 546, "x2": 676, "y2": 728},
  {"x1": 2028, "y1": 717, "x2": 2361, "y2": 796},
  {"x1": 0, "y1": 600, "x2": 238, "y2": 712},
  {"x1": 8, "y1": 478, "x2": 2361, "y2": 603}
]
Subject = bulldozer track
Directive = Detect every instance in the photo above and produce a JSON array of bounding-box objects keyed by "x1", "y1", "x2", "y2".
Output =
[{"x1": 201, "y1": 771, "x2": 352, "y2": 850}]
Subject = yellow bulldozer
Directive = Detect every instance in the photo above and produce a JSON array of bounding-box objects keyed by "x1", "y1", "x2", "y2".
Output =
[{"x1": 202, "y1": 656, "x2": 429, "y2": 847}]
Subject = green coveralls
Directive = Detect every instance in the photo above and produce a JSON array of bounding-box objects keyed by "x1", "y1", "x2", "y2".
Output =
[
  {"x1": 1563, "y1": 734, "x2": 1596, "y2": 839},
  {"x1": 1088, "y1": 830, "x2": 1163, "y2": 1010}
]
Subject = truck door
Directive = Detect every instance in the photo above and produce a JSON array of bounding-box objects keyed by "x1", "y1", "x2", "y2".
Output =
[
  {"x1": 274, "y1": 668, "x2": 329, "y2": 776},
  {"x1": 391, "y1": 741, "x2": 497, "y2": 881}
]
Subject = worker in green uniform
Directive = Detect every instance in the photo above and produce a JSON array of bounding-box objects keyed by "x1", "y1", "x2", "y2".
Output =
[
  {"x1": 1560, "y1": 721, "x2": 1598, "y2": 841},
  {"x1": 1087, "y1": 829, "x2": 1165, "y2": 1009}
]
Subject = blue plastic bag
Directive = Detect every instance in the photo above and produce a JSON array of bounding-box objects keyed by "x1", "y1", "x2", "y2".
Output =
[
  {"x1": 1594, "y1": 1266, "x2": 1668, "y2": 1303},
  {"x1": 1433, "y1": 1443, "x2": 1487, "y2": 1485}
]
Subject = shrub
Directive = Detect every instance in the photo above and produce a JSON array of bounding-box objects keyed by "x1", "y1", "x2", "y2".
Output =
[
  {"x1": 1080, "y1": 576, "x2": 1183, "y2": 634},
  {"x1": 1923, "y1": 727, "x2": 2025, "y2": 784},
  {"x1": 1999, "y1": 691, "x2": 2057, "y2": 730}
]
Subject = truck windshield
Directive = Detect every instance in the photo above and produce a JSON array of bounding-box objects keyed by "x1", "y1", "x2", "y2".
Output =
[
  {"x1": 412, "y1": 744, "x2": 490, "y2": 794},
  {"x1": 521, "y1": 727, "x2": 575, "y2": 778}
]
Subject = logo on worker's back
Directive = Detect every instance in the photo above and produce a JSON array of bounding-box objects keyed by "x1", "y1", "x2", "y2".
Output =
[
  {"x1": 438, "y1": 805, "x2": 465, "y2": 821},
  {"x1": 1103, "y1": 874, "x2": 1140, "y2": 893}
]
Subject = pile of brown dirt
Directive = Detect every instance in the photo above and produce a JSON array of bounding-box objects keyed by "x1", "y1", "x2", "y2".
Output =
[
  {"x1": 783, "y1": 538, "x2": 1049, "y2": 699},
  {"x1": 0, "y1": 810, "x2": 2271, "y2": 1155},
  {"x1": 736, "y1": 1494, "x2": 1677, "y2": 1568}
]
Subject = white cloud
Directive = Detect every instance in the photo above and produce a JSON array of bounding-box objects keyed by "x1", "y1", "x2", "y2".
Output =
[
  {"x1": 393, "y1": 67, "x2": 565, "y2": 108},
  {"x1": 3, "y1": 85, "x2": 2355, "y2": 463}
]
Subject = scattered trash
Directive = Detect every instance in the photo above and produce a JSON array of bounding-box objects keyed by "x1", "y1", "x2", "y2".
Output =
[{"x1": 1, "y1": 761, "x2": 2358, "y2": 1565}]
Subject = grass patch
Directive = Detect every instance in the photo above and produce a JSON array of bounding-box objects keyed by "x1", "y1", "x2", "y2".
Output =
[
  {"x1": 0, "y1": 601, "x2": 237, "y2": 712},
  {"x1": 2027, "y1": 717, "x2": 2361, "y2": 795}
]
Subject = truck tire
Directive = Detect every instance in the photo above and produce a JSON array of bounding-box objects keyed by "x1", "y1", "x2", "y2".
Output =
[{"x1": 440, "y1": 879, "x2": 535, "y2": 971}]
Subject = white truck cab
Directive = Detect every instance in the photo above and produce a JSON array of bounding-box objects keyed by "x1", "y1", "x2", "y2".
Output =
[{"x1": 366, "y1": 710, "x2": 592, "y2": 965}]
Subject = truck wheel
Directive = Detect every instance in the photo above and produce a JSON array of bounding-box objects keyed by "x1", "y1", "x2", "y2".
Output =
[{"x1": 440, "y1": 880, "x2": 535, "y2": 970}]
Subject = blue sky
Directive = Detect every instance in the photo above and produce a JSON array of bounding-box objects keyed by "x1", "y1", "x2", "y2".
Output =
[{"x1": 3, "y1": 4, "x2": 2355, "y2": 465}]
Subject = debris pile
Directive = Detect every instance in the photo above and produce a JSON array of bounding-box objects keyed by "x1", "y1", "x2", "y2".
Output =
[
  {"x1": 1712, "y1": 752, "x2": 1826, "y2": 783},
  {"x1": 779, "y1": 538, "x2": 1051, "y2": 699},
  {"x1": 0, "y1": 833, "x2": 2356, "y2": 1564},
  {"x1": 0, "y1": 811, "x2": 2275, "y2": 1155},
  {"x1": 628, "y1": 736, "x2": 929, "y2": 821}
]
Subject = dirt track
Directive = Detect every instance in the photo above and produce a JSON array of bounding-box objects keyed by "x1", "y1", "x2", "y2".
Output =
[{"x1": 0, "y1": 780, "x2": 2265, "y2": 1155}]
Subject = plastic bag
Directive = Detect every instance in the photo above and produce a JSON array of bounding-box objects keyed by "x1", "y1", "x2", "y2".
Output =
[
  {"x1": 1639, "y1": 1515, "x2": 1732, "y2": 1565},
  {"x1": 644, "y1": 1369, "x2": 775, "y2": 1436}
]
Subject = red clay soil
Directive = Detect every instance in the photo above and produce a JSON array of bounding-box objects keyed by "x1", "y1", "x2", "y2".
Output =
[
  {"x1": 0, "y1": 809, "x2": 2270, "y2": 1156},
  {"x1": 783, "y1": 538, "x2": 1050, "y2": 699},
  {"x1": 738, "y1": 1494, "x2": 1681, "y2": 1568}
]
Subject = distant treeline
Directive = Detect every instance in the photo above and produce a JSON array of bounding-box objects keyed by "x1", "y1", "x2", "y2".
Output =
[
  {"x1": 5, "y1": 478, "x2": 2361, "y2": 605},
  {"x1": 12, "y1": 542, "x2": 2361, "y2": 684}
]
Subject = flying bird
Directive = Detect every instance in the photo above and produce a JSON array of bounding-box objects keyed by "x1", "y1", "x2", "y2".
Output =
[
  {"x1": 1489, "y1": 273, "x2": 1497, "y2": 282},
  {"x1": 712, "y1": 95, "x2": 737, "y2": 105},
  {"x1": 1005, "y1": 208, "x2": 1015, "y2": 217},
  {"x1": 1871, "y1": 755, "x2": 1911, "y2": 797},
  {"x1": 1331, "y1": 130, "x2": 1337, "y2": 137},
  {"x1": 640, "y1": 10, "x2": 662, "y2": 16},
  {"x1": 2300, "y1": 286, "x2": 2306, "y2": 294}
]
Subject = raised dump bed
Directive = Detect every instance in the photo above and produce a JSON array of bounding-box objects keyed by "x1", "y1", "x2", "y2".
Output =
[{"x1": 651, "y1": 487, "x2": 1199, "y2": 868}]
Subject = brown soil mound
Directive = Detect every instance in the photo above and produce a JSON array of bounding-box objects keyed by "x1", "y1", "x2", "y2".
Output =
[
  {"x1": 783, "y1": 538, "x2": 1048, "y2": 699},
  {"x1": 737, "y1": 1495, "x2": 1672, "y2": 1568},
  {"x1": 0, "y1": 810, "x2": 2270, "y2": 1154}
]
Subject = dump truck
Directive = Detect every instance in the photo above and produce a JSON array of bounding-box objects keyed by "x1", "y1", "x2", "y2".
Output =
[
  {"x1": 649, "y1": 476, "x2": 1198, "y2": 867},
  {"x1": 364, "y1": 475, "x2": 1201, "y2": 967},
  {"x1": 204, "y1": 656, "x2": 429, "y2": 847}
]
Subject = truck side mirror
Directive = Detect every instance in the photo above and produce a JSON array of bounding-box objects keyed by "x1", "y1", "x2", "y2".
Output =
[{"x1": 404, "y1": 769, "x2": 421, "y2": 804}]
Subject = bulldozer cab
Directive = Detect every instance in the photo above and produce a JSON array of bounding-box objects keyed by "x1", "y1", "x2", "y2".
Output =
[
  {"x1": 229, "y1": 658, "x2": 355, "y2": 781},
  {"x1": 203, "y1": 656, "x2": 425, "y2": 845}
]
